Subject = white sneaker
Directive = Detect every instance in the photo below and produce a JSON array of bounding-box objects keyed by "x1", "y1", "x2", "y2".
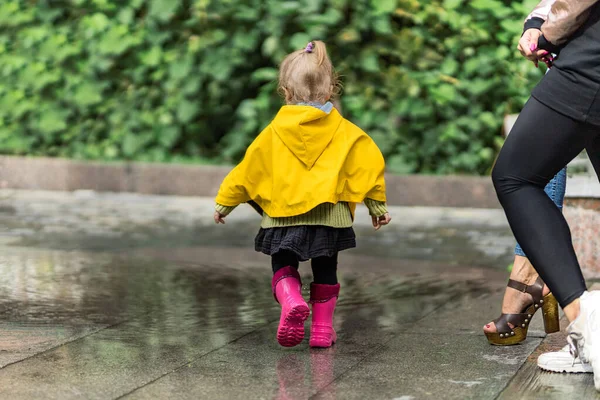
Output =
[
  {"x1": 566, "y1": 291, "x2": 600, "y2": 390},
  {"x1": 537, "y1": 345, "x2": 593, "y2": 373}
]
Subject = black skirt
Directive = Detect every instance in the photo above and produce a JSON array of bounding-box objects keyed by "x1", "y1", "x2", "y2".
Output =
[{"x1": 255, "y1": 225, "x2": 356, "y2": 261}]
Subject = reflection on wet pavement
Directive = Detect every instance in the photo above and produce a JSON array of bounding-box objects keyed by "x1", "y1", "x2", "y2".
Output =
[
  {"x1": 0, "y1": 242, "x2": 514, "y2": 399},
  {"x1": 0, "y1": 191, "x2": 515, "y2": 269},
  {"x1": 0, "y1": 191, "x2": 558, "y2": 399}
]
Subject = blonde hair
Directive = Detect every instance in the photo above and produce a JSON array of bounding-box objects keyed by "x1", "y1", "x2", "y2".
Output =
[{"x1": 278, "y1": 40, "x2": 340, "y2": 104}]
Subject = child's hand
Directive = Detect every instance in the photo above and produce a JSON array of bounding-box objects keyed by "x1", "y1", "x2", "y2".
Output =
[
  {"x1": 214, "y1": 211, "x2": 226, "y2": 224},
  {"x1": 372, "y1": 213, "x2": 391, "y2": 231}
]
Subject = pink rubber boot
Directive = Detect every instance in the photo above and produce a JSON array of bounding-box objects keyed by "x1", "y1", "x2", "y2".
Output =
[
  {"x1": 272, "y1": 266, "x2": 310, "y2": 347},
  {"x1": 309, "y1": 283, "x2": 340, "y2": 348}
]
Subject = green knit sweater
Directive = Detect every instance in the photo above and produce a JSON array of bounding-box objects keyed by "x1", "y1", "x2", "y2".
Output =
[{"x1": 215, "y1": 199, "x2": 388, "y2": 229}]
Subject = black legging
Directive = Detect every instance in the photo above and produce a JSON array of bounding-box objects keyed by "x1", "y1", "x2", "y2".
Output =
[
  {"x1": 272, "y1": 250, "x2": 338, "y2": 285},
  {"x1": 493, "y1": 97, "x2": 600, "y2": 308}
]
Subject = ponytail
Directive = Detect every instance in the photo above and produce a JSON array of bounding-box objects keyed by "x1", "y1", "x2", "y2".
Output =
[{"x1": 278, "y1": 39, "x2": 340, "y2": 104}]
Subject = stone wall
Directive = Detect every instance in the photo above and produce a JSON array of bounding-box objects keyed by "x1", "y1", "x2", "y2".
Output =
[
  {"x1": 565, "y1": 198, "x2": 600, "y2": 279},
  {"x1": 0, "y1": 156, "x2": 500, "y2": 208}
]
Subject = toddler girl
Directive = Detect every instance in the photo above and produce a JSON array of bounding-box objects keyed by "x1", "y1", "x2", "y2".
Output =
[{"x1": 214, "y1": 40, "x2": 390, "y2": 348}]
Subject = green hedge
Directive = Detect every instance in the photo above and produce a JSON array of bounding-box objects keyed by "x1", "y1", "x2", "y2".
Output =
[{"x1": 0, "y1": 0, "x2": 542, "y2": 174}]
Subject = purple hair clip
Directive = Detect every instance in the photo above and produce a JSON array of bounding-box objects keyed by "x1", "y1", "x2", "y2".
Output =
[{"x1": 304, "y1": 42, "x2": 314, "y2": 53}]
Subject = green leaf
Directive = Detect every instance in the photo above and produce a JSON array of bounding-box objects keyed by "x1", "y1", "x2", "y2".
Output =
[
  {"x1": 149, "y1": 0, "x2": 181, "y2": 22},
  {"x1": 290, "y1": 33, "x2": 311, "y2": 51},
  {"x1": 430, "y1": 84, "x2": 458, "y2": 104},
  {"x1": 479, "y1": 112, "x2": 497, "y2": 129},
  {"x1": 157, "y1": 126, "x2": 180, "y2": 147},
  {"x1": 262, "y1": 36, "x2": 279, "y2": 56},
  {"x1": 372, "y1": 0, "x2": 397, "y2": 15},
  {"x1": 440, "y1": 58, "x2": 459, "y2": 75},
  {"x1": 169, "y1": 55, "x2": 193, "y2": 80},
  {"x1": 86, "y1": 13, "x2": 110, "y2": 32},
  {"x1": 386, "y1": 154, "x2": 417, "y2": 174},
  {"x1": 141, "y1": 46, "x2": 162, "y2": 67},
  {"x1": 122, "y1": 133, "x2": 150, "y2": 157},
  {"x1": 38, "y1": 109, "x2": 68, "y2": 135},
  {"x1": 360, "y1": 53, "x2": 380, "y2": 72},
  {"x1": 373, "y1": 17, "x2": 392, "y2": 34},
  {"x1": 117, "y1": 8, "x2": 135, "y2": 25},
  {"x1": 444, "y1": 0, "x2": 464, "y2": 9},
  {"x1": 251, "y1": 68, "x2": 278, "y2": 82},
  {"x1": 73, "y1": 83, "x2": 104, "y2": 107},
  {"x1": 97, "y1": 25, "x2": 139, "y2": 55},
  {"x1": 177, "y1": 100, "x2": 198, "y2": 123}
]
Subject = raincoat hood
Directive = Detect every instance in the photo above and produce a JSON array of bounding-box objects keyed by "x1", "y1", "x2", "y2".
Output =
[
  {"x1": 215, "y1": 106, "x2": 386, "y2": 218},
  {"x1": 271, "y1": 105, "x2": 343, "y2": 169}
]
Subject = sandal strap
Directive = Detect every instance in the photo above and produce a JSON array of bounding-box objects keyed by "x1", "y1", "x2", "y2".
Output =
[
  {"x1": 507, "y1": 276, "x2": 545, "y2": 305},
  {"x1": 494, "y1": 312, "x2": 530, "y2": 334}
]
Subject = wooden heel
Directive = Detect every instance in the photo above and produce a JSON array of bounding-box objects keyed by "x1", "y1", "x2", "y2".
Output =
[
  {"x1": 485, "y1": 277, "x2": 557, "y2": 346},
  {"x1": 542, "y1": 293, "x2": 560, "y2": 334}
]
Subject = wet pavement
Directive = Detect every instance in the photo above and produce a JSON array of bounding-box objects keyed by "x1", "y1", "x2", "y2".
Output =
[
  {"x1": 0, "y1": 190, "x2": 594, "y2": 399},
  {"x1": 500, "y1": 315, "x2": 599, "y2": 400}
]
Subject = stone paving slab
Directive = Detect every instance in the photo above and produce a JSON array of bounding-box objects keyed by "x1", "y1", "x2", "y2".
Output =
[
  {"x1": 0, "y1": 316, "x2": 267, "y2": 399},
  {"x1": 499, "y1": 359, "x2": 597, "y2": 400},
  {"x1": 124, "y1": 288, "x2": 541, "y2": 400},
  {"x1": 0, "y1": 323, "x2": 104, "y2": 369},
  {"x1": 122, "y1": 316, "x2": 396, "y2": 400},
  {"x1": 318, "y1": 333, "x2": 541, "y2": 400}
]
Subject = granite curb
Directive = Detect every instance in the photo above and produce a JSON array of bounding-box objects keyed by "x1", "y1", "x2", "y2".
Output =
[{"x1": 0, "y1": 156, "x2": 500, "y2": 208}]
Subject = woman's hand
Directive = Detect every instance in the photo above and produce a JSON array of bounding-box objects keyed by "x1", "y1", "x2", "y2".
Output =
[
  {"x1": 372, "y1": 213, "x2": 392, "y2": 231},
  {"x1": 214, "y1": 211, "x2": 226, "y2": 224},
  {"x1": 519, "y1": 29, "x2": 543, "y2": 60},
  {"x1": 518, "y1": 29, "x2": 553, "y2": 67}
]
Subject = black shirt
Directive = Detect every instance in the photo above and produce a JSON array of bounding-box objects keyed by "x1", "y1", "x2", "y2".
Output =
[{"x1": 532, "y1": 4, "x2": 600, "y2": 126}]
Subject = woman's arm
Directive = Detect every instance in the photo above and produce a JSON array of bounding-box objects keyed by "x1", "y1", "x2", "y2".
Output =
[
  {"x1": 526, "y1": 0, "x2": 556, "y2": 22},
  {"x1": 536, "y1": 0, "x2": 599, "y2": 50},
  {"x1": 520, "y1": 1, "x2": 557, "y2": 63}
]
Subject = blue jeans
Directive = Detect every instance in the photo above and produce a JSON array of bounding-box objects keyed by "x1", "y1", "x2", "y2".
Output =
[{"x1": 514, "y1": 167, "x2": 567, "y2": 257}]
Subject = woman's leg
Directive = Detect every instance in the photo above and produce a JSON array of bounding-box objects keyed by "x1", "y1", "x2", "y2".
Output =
[
  {"x1": 586, "y1": 135, "x2": 600, "y2": 179},
  {"x1": 492, "y1": 97, "x2": 598, "y2": 315},
  {"x1": 514, "y1": 168, "x2": 567, "y2": 257},
  {"x1": 483, "y1": 255, "x2": 552, "y2": 334},
  {"x1": 496, "y1": 168, "x2": 567, "y2": 326}
]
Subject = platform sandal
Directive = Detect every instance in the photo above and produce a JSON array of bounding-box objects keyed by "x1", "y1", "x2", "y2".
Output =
[{"x1": 485, "y1": 276, "x2": 560, "y2": 346}]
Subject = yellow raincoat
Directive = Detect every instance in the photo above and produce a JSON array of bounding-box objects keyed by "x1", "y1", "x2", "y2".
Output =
[{"x1": 215, "y1": 105, "x2": 386, "y2": 218}]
